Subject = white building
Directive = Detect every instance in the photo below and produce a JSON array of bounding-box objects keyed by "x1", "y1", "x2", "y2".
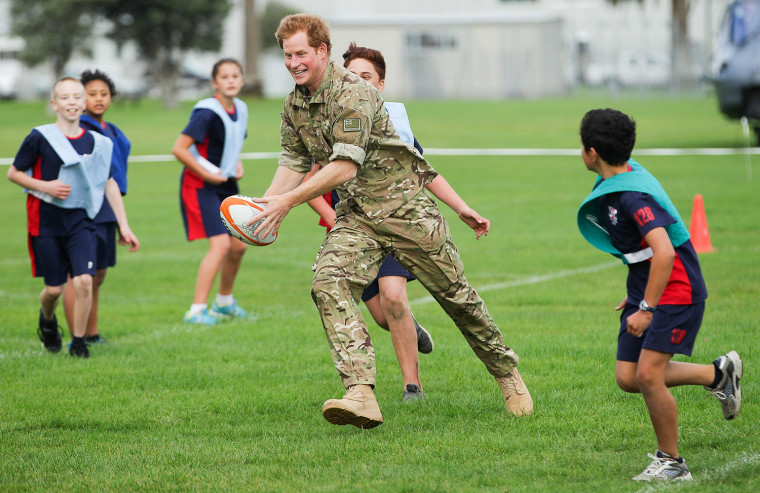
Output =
[
  {"x1": 325, "y1": 11, "x2": 565, "y2": 100},
  {"x1": 259, "y1": 0, "x2": 732, "y2": 95}
]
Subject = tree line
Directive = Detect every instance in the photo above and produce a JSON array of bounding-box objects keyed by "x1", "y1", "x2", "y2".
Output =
[{"x1": 10, "y1": 0, "x2": 299, "y2": 106}]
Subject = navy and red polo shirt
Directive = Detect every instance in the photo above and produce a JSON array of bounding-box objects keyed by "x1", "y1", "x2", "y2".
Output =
[
  {"x1": 13, "y1": 128, "x2": 97, "y2": 237},
  {"x1": 180, "y1": 103, "x2": 241, "y2": 196},
  {"x1": 598, "y1": 189, "x2": 708, "y2": 305}
]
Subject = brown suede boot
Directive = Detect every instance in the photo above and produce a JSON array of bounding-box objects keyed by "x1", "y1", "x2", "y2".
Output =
[
  {"x1": 322, "y1": 385, "x2": 384, "y2": 429},
  {"x1": 495, "y1": 369, "x2": 534, "y2": 417}
]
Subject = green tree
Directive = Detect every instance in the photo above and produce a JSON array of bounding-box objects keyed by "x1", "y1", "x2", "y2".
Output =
[
  {"x1": 104, "y1": 0, "x2": 231, "y2": 107},
  {"x1": 259, "y1": 1, "x2": 298, "y2": 52},
  {"x1": 10, "y1": 0, "x2": 99, "y2": 78},
  {"x1": 243, "y1": 0, "x2": 263, "y2": 96}
]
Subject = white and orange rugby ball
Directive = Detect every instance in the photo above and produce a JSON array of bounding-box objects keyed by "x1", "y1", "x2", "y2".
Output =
[{"x1": 219, "y1": 195, "x2": 277, "y2": 246}]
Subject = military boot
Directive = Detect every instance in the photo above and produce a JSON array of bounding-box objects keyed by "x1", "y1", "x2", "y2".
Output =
[
  {"x1": 322, "y1": 385, "x2": 384, "y2": 429},
  {"x1": 495, "y1": 369, "x2": 533, "y2": 416}
]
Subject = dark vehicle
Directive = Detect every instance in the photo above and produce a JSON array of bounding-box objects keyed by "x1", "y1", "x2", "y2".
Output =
[{"x1": 711, "y1": 0, "x2": 760, "y2": 144}]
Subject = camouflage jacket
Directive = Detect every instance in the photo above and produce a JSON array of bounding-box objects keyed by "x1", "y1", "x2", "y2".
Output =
[{"x1": 279, "y1": 61, "x2": 438, "y2": 223}]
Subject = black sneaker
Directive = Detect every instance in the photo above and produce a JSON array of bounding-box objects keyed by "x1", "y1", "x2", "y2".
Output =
[
  {"x1": 412, "y1": 315, "x2": 434, "y2": 354},
  {"x1": 37, "y1": 310, "x2": 63, "y2": 353},
  {"x1": 69, "y1": 341, "x2": 90, "y2": 358},
  {"x1": 706, "y1": 351, "x2": 743, "y2": 420},
  {"x1": 402, "y1": 383, "x2": 426, "y2": 402},
  {"x1": 85, "y1": 334, "x2": 105, "y2": 344}
]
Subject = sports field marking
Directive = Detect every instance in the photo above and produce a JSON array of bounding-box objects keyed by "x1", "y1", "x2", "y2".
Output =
[
  {"x1": 410, "y1": 260, "x2": 619, "y2": 305},
  {"x1": 1, "y1": 147, "x2": 759, "y2": 165}
]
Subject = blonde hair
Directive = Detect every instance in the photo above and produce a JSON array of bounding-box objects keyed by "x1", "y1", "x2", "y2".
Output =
[
  {"x1": 275, "y1": 13, "x2": 332, "y2": 55},
  {"x1": 51, "y1": 77, "x2": 84, "y2": 100}
]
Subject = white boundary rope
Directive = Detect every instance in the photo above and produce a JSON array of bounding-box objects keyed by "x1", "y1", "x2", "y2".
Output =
[{"x1": 2, "y1": 147, "x2": 760, "y2": 166}]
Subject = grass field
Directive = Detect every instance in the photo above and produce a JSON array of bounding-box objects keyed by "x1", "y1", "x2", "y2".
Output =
[{"x1": 0, "y1": 93, "x2": 758, "y2": 492}]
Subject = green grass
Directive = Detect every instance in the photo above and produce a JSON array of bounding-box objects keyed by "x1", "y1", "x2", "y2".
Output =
[
  {"x1": 1, "y1": 93, "x2": 758, "y2": 492},
  {"x1": 0, "y1": 88, "x2": 750, "y2": 156}
]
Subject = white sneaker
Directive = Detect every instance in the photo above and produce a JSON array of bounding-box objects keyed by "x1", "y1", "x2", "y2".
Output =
[
  {"x1": 633, "y1": 452, "x2": 692, "y2": 481},
  {"x1": 706, "y1": 350, "x2": 743, "y2": 420}
]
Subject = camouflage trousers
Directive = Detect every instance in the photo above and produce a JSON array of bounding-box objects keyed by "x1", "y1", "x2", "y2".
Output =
[{"x1": 311, "y1": 192, "x2": 520, "y2": 389}]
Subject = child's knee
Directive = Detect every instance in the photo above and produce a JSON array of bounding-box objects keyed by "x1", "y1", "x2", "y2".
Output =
[
  {"x1": 227, "y1": 242, "x2": 246, "y2": 261},
  {"x1": 378, "y1": 282, "x2": 409, "y2": 318},
  {"x1": 634, "y1": 367, "x2": 664, "y2": 392},
  {"x1": 43, "y1": 285, "x2": 64, "y2": 299},
  {"x1": 230, "y1": 237, "x2": 247, "y2": 254},
  {"x1": 615, "y1": 364, "x2": 640, "y2": 393},
  {"x1": 380, "y1": 295, "x2": 407, "y2": 321},
  {"x1": 71, "y1": 274, "x2": 93, "y2": 293},
  {"x1": 616, "y1": 374, "x2": 640, "y2": 393},
  {"x1": 209, "y1": 234, "x2": 232, "y2": 254},
  {"x1": 94, "y1": 269, "x2": 107, "y2": 288}
]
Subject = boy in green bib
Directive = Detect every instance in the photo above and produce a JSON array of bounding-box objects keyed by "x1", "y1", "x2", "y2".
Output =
[{"x1": 576, "y1": 108, "x2": 742, "y2": 481}]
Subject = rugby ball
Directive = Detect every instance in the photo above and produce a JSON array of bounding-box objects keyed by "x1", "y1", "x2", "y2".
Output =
[{"x1": 219, "y1": 195, "x2": 277, "y2": 246}]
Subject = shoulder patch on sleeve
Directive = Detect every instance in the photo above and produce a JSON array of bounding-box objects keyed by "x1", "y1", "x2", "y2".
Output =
[{"x1": 343, "y1": 118, "x2": 361, "y2": 132}]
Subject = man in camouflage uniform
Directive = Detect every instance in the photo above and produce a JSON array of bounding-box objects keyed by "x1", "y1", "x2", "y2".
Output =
[{"x1": 252, "y1": 13, "x2": 533, "y2": 428}]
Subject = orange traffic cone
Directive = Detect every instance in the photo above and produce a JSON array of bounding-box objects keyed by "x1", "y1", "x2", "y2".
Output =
[{"x1": 689, "y1": 194, "x2": 714, "y2": 253}]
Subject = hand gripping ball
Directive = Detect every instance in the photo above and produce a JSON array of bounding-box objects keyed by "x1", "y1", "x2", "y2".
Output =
[{"x1": 219, "y1": 195, "x2": 277, "y2": 246}]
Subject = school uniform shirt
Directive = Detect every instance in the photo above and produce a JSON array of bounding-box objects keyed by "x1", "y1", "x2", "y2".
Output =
[
  {"x1": 80, "y1": 114, "x2": 130, "y2": 194},
  {"x1": 13, "y1": 128, "x2": 100, "y2": 237},
  {"x1": 80, "y1": 114, "x2": 131, "y2": 224},
  {"x1": 180, "y1": 104, "x2": 241, "y2": 196},
  {"x1": 598, "y1": 189, "x2": 708, "y2": 305}
]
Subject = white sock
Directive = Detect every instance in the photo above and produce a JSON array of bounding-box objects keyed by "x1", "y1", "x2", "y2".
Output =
[
  {"x1": 189, "y1": 303, "x2": 207, "y2": 316},
  {"x1": 216, "y1": 294, "x2": 234, "y2": 307}
]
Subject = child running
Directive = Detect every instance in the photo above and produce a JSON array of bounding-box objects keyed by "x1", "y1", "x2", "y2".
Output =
[
  {"x1": 62, "y1": 69, "x2": 136, "y2": 344},
  {"x1": 577, "y1": 108, "x2": 742, "y2": 481},
  {"x1": 7, "y1": 77, "x2": 139, "y2": 358}
]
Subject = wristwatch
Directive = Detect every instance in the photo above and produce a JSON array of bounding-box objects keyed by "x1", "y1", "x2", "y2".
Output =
[{"x1": 639, "y1": 299, "x2": 657, "y2": 313}]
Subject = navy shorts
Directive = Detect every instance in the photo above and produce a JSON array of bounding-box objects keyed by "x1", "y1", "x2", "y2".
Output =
[
  {"x1": 360, "y1": 254, "x2": 416, "y2": 302},
  {"x1": 29, "y1": 228, "x2": 97, "y2": 286},
  {"x1": 617, "y1": 302, "x2": 705, "y2": 362},
  {"x1": 180, "y1": 173, "x2": 238, "y2": 240},
  {"x1": 95, "y1": 221, "x2": 117, "y2": 270}
]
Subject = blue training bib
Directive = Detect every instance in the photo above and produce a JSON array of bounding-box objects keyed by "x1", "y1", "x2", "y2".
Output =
[
  {"x1": 26, "y1": 124, "x2": 113, "y2": 219},
  {"x1": 188, "y1": 97, "x2": 248, "y2": 178}
]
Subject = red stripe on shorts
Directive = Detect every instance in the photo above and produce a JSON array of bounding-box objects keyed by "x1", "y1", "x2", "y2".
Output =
[
  {"x1": 181, "y1": 168, "x2": 207, "y2": 241},
  {"x1": 27, "y1": 234, "x2": 37, "y2": 277}
]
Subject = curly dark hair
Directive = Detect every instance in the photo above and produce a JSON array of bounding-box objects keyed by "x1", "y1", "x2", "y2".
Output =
[
  {"x1": 580, "y1": 108, "x2": 636, "y2": 165},
  {"x1": 80, "y1": 69, "x2": 117, "y2": 97}
]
